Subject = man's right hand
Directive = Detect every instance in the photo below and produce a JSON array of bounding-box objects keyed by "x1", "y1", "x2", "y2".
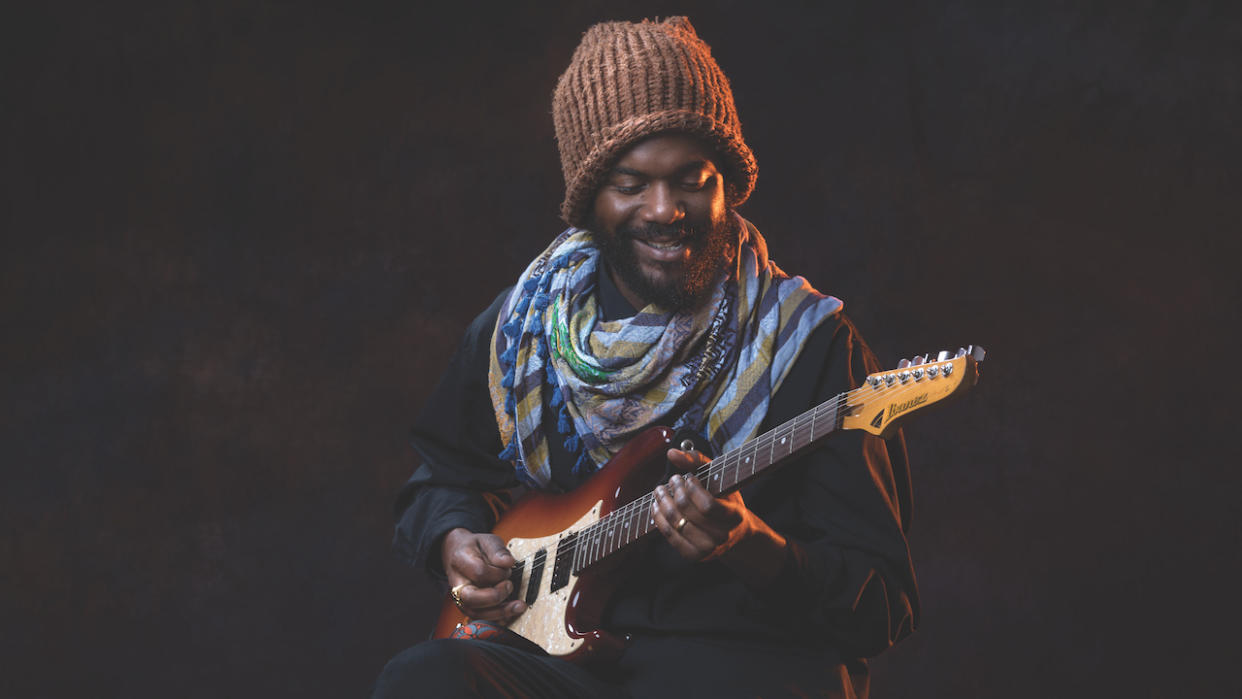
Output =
[{"x1": 441, "y1": 527, "x2": 526, "y2": 623}]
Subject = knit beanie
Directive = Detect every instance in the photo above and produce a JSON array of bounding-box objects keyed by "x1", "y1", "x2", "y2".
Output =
[{"x1": 552, "y1": 16, "x2": 758, "y2": 228}]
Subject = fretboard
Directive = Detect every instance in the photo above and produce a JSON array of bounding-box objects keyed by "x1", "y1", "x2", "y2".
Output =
[{"x1": 566, "y1": 393, "x2": 847, "y2": 575}]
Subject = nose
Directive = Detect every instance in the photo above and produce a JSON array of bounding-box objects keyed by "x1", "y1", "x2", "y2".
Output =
[{"x1": 639, "y1": 183, "x2": 685, "y2": 225}]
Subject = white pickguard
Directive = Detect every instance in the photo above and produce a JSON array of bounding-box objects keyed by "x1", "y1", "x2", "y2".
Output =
[{"x1": 502, "y1": 501, "x2": 601, "y2": 656}]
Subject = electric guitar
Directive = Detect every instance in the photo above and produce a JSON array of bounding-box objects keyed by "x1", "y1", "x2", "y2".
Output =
[{"x1": 432, "y1": 345, "x2": 985, "y2": 662}]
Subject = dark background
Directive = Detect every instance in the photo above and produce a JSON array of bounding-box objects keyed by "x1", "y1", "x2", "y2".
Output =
[{"x1": 4, "y1": 1, "x2": 1239, "y2": 696}]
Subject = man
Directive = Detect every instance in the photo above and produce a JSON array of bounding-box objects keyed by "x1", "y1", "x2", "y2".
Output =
[{"x1": 373, "y1": 17, "x2": 917, "y2": 698}]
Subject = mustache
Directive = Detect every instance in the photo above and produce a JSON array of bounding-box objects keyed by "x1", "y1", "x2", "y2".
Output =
[{"x1": 618, "y1": 222, "x2": 704, "y2": 242}]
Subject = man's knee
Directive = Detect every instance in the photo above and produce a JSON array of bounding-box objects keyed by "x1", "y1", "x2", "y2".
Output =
[{"x1": 372, "y1": 639, "x2": 473, "y2": 698}]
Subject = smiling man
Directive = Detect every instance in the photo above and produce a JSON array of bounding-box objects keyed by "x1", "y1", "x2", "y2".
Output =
[
  {"x1": 373, "y1": 17, "x2": 918, "y2": 698},
  {"x1": 592, "y1": 134, "x2": 735, "y2": 313}
]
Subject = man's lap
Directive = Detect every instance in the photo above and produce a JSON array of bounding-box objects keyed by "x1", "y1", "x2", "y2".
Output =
[{"x1": 372, "y1": 634, "x2": 863, "y2": 698}]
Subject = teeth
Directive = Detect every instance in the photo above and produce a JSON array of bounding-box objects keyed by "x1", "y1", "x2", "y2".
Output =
[{"x1": 645, "y1": 240, "x2": 682, "y2": 250}]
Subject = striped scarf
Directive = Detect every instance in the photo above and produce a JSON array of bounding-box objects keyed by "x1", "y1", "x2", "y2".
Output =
[{"x1": 488, "y1": 217, "x2": 842, "y2": 489}]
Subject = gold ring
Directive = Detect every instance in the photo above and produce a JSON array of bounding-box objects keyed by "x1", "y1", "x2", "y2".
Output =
[
  {"x1": 450, "y1": 583, "x2": 466, "y2": 610},
  {"x1": 675, "y1": 517, "x2": 687, "y2": 532}
]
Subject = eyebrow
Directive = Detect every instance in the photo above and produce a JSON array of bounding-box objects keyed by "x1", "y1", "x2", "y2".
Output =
[{"x1": 610, "y1": 161, "x2": 714, "y2": 178}]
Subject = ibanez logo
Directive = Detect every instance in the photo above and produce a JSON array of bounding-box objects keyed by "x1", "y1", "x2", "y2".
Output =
[{"x1": 888, "y1": 393, "x2": 929, "y2": 420}]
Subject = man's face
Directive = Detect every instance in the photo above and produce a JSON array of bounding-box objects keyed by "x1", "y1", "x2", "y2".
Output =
[{"x1": 590, "y1": 133, "x2": 735, "y2": 312}]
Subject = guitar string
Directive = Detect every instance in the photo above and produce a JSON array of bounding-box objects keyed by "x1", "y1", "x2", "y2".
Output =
[
  {"x1": 511, "y1": 362, "x2": 962, "y2": 582},
  {"x1": 550, "y1": 371, "x2": 944, "y2": 575},
  {"x1": 578, "y1": 364, "x2": 962, "y2": 565},
  {"x1": 575, "y1": 389, "x2": 854, "y2": 565},
  {"x1": 549, "y1": 373, "x2": 937, "y2": 579}
]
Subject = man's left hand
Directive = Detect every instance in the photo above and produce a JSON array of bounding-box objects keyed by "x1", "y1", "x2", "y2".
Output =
[{"x1": 652, "y1": 448, "x2": 788, "y2": 579}]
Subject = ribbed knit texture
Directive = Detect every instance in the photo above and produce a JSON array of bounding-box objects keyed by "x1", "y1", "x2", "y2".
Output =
[{"x1": 552, "y1": 17, "x2": 758, "y2": 227}]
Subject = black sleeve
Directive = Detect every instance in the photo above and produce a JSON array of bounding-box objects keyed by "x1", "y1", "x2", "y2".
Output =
[
  {"x1": 391, "y1": 287, "x2": 518, "y2": 580},
  {"x1": 752, "y1": 314, "x2": 919, "y2": 658}
]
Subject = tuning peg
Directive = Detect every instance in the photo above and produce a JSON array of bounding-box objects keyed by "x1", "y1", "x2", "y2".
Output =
[
  {"x1": 911, "y1": 354, "x2": 926, "y2": 365},
  {"x1": 970, "y1": 345, "x2": 986, "y2": 361},
  {"x1": 955, "y1": 347, "x2": 968, "y2": 358},
  {"x1": 897, "y1": 358, "x2": 911, "y2": 369},
  {"x1": 936, "y1": 350, "x2": 951, "y2": 361}
]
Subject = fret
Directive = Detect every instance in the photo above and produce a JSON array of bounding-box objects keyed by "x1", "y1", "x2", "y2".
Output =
[
  {"x1": 630, "y1": 502, "x2": 640, "y2": 544},
  {"x1": 594, "y1": 521, "x2": 603, "y2": 561}
]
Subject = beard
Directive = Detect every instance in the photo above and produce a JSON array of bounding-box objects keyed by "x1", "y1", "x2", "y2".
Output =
[{"x1": 594, "y1": 213, "x2": 739, "y2": 313}]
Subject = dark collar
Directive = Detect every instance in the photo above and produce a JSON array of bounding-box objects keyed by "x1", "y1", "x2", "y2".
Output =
[{"x1": 597, "y1": 265, "x2": 638, "y2": 322}]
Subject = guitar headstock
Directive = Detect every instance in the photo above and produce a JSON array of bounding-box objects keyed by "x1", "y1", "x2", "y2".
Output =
[{"x1": 841, "y1": 345, "x2": 985, "y2": 438}]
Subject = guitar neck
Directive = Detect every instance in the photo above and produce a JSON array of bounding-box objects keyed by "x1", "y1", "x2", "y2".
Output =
[
  {"x1": 568, "y1": 393, "x2": 845, "y2": 573},
  {"x1": 699, "y1": 396, "x2": 844, "y2": 497},
  {"x1": 566, "y1": 344, "x2": 983, "y2": 574}
]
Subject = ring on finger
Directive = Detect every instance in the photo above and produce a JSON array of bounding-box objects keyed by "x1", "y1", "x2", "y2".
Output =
[
  {"x1": 450, "y1": 583, "x2": 466, "y2": 610},
  {"x1": 675, "y1": 517, "x2": 687, "y2": 532}
]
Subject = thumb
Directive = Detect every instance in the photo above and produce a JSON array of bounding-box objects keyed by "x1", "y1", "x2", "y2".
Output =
[{"x1": 478, "y1": 534, "x2": 515, "y2": 567}]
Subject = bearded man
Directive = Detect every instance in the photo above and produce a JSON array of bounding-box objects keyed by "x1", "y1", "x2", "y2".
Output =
[{"x1": 373, "y1": 17, "x2": 918, "y2": 698}]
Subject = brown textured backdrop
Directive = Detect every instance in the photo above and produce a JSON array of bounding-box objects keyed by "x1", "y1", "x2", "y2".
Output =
[{"x1": 3, "y1": 1, "x2": 1239, "y2": 697}]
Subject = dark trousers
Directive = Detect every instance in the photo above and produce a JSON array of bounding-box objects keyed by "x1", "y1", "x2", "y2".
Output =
[{"x1": 372, "y1": 634, "x2": 867, "y2": 698}]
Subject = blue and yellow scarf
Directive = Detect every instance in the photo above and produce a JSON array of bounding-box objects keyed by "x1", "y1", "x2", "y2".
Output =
[{"x1": 488, "y1": 217, "x2": 842, "y2": 489}]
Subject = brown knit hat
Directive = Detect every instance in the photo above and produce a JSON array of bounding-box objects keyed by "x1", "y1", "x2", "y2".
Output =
[{"x1": 552, "y1": 17, "x2": 758, "y2": 228}]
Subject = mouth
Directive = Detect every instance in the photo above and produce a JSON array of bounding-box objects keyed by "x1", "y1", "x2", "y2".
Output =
[{"x1": 634, "y1": 236, "x2": 690, "y2": 262}]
